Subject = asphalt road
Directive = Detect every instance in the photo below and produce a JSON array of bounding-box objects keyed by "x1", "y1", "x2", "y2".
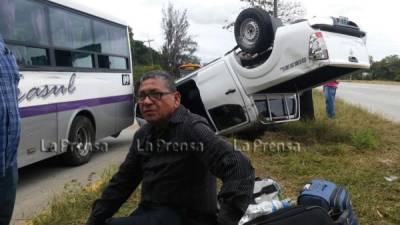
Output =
[
  {"x1": 336, "y1": 82, "x2": 400, "y2": 123},
  {"x1": 11, "y1": 124, "x2": 138, "y2": 225}
]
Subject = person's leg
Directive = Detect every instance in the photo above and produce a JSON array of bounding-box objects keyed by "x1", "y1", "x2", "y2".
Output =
[
  {"x1": 0, "y1": 164, "x2": 18, "y2": 225},
  {"x1": 324, "y1": 86, "x2": 332, "y2": 118},
  {"x1": 104, "y1": 206, "x2": 147, "y2": 225},
  {"x1": 324, "y1": 86, "x2": 335, "y2": 118},
  {"x1": 331, "y1": 87, "x2": 337, "y2": 118},
  {"x1": 180, "y1": 208, "x2": 218, "y2": 225},
  {"x1": 105, "y1": 205, "x2": 183, "y2": 225},
  {"x1": 183, "y1": 215, "x2": 217, "y2": 225}
]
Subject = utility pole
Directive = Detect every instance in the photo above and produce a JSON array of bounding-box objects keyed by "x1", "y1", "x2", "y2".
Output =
[
  {"x1": 143, "y1": 39, "x2": 154, "y2": 67},
  {"x1": 273, "y1": 0, "x2": 278, "y2": 17}
]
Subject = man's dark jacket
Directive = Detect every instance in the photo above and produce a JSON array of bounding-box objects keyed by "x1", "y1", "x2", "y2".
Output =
[{"x1": 86, "y1": 106, "x2": 255, "y2": 225}]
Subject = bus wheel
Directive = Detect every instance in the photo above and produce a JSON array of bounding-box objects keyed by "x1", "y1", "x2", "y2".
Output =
[{"x1": 62, "y1": 116, "x2": 95, "y2": 166}]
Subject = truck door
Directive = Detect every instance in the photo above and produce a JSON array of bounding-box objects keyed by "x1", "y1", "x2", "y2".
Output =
[{"x1": 195, "y1": 60, "x2": 249, "y2": 132}]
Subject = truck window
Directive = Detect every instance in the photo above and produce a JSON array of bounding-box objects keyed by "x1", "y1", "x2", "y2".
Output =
[{"x1": 208, "y1": 104, "x2": 247, "y2": 131}]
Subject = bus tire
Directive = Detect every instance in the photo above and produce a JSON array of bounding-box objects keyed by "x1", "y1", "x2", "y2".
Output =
[{"x1": 62, "y1": 116, "x2": 95, "y2": 166}]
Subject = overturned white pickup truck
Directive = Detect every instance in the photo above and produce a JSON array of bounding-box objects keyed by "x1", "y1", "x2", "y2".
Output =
[{"x1": 176, "y1": 8, "x2": 370, "y2": 135}]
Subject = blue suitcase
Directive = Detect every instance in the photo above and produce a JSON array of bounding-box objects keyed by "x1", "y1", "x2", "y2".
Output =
[{"x1": 298, "y1": 179, "x2": 358, "y2": 225}]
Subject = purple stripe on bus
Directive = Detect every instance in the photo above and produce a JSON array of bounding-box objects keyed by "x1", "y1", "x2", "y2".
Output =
[{"x1": 19, "y1": 94, "x2": 133, "y2": 118}]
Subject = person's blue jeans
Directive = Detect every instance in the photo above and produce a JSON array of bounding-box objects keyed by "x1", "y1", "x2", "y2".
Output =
[
  {"x1": 0, "y1": 164, "x2": 18, "y2": 225},
  {"x1": 324, "y1": 86, "x2": 337, "y2": 118}
]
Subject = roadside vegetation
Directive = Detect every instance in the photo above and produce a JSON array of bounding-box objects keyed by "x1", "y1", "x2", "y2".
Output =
[
  {"x1": 25, "y1": 91, "x2": 400, "y2": 225},
  {"x1": 341, "y1": 80, "x2": 400, "y2": 86},
  {"x1": 344, "y1": 55, "x2": 400, "y2": 81}
]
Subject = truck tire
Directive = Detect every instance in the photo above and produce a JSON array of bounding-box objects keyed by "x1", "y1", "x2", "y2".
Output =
[
  {"x1": 234, "y1": 7, "x2": 274, "y2": 54},
  {"x1": 62, "y1": 116, "x2": 94, "y2": 166}
]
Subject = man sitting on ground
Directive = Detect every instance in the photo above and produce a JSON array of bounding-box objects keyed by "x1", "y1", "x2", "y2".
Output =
[{"x1": 86, "y1": 71, "x2": 255, "y2": 225}]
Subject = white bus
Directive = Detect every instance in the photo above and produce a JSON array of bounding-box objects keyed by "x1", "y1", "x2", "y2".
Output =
[{"x1": 0, "y1": 0, "x2": 134, "y2": 167}]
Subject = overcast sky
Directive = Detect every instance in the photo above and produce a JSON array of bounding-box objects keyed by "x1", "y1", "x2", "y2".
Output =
[{"x1": 75, "y1": 0, "x2": 399, "y2": 64}]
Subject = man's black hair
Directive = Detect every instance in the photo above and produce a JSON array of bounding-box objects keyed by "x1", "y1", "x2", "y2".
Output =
[{"x1": 139, "y1": 70, "x2": 177, "y2": 92}]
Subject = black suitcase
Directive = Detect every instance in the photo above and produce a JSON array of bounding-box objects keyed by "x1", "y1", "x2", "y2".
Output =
[{"x1": 243, "y1": 206, "x2": 334, "y2": 225}]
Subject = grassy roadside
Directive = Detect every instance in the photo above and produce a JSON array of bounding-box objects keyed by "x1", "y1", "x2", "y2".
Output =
[
  {"x1": 25, "y1": 91, "x2": 400, "y2": 225},
  {"x1": 341, "y1": 80, "x2": 400, "y2": 85}
]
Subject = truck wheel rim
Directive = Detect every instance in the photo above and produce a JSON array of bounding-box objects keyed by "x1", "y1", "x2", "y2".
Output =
[{"x1": 240, "y1": 18, "x2": 259, "y2": 47}]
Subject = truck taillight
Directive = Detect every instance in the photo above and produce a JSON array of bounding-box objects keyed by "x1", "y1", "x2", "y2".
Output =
[{"x1": 309, "y1": 32, "x2": 329, "y2": 60}]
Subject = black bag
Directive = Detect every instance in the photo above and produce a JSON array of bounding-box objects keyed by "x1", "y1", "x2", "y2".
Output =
[{"x1": 243, "y1": 206, "x2": 334, "y2": 225}]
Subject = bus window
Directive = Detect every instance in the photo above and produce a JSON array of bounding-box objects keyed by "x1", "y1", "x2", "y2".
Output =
[
  {"x1": 72, "y1": 52, "x2": 95, "y2": 68},
  {"x1": 93, "y1": 20, "x2": 129, "y2": 57},
  {"x1": 55, "y1": 50, "x2": 94, "y2": 68},
  {"x1": 98, "y1": 55, "x2": 128, "y2": 70},
  {"x1": 54, "y1": 50, "x2": 71, "y2": 67},
  {"x1": 0, "y1": 0, "x2": 49, "y2": 45},
  {"x1": 109, "y1": 56, "x2": 128, "y2": 70},
  {"x1": 49, "y1": 7, "x2": 93, "y2": 51},
  {"x1": 7, "y1": 44, "x2": 50, "y2": 67},
  {"x1": 98, "y1": 55, "x2": 109, "y2": 68}
]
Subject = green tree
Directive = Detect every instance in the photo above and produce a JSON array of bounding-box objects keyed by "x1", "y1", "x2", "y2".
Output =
[
  {"x1": 131, "y1": 40, "x2": 162, "y2": 66},
  {"x1": 343, "y1": 55, "x2": 400, "y2": 81},
  {"x1": 128, "y1": 27, "x2": 164, "y2": 83},
  {"x1": 369, "y1": 55, "x2": 400, "y2": 81},
  {"x1": 161, "y1": 3, "x2": 199, "y2": 76},
  {"x1": 224, "y1": 0, "x2": 306, "y2": 29},
  {"x1": 241, "y1": 0, "x2": 306, "y2": 23},
  {"x1": 128, "y1": 27, "x2": 162, "y2": 67},
  {"x1": 133, "y1": 65, "x2": 163, "y2": 83}
]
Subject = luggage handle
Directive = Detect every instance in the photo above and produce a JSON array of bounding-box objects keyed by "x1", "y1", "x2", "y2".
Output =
[
  {"x1": 334, "y1": 209, "x2": 350, "y2": 225},
  {"x1": 253, "y1": 185, "x2": 278, "y2": 198}
]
